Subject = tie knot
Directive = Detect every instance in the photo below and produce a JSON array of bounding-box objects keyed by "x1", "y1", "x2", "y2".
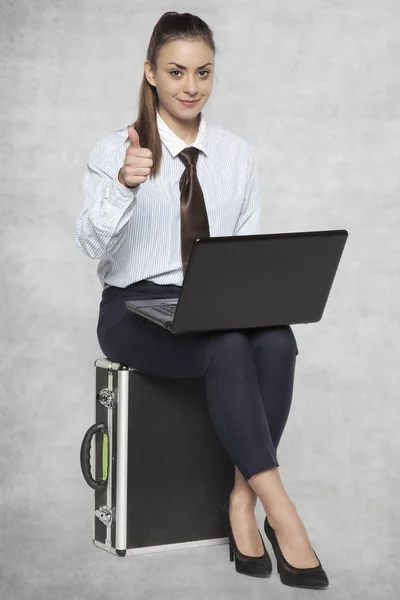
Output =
[{"x1": 178, "y1": 146, "x2": 199, "y2": 168}]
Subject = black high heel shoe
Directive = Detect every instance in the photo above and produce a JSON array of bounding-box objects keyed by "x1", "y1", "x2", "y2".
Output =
[
  {"x1": 264, "y1": 514, "x2": 329, "y2": 589},
  {"x1": 221, "y1": 498, "x2": 272, "y2": 578}
]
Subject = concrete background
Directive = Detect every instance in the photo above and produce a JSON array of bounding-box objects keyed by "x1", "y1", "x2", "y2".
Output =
[{"x1": 1, "y1": 0, "x2": 399, "y2": 598}]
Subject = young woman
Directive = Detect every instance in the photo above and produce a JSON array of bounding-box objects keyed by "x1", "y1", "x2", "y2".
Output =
[{"x1": 76, "y1": 11, "x2": 329, "y2": 589}]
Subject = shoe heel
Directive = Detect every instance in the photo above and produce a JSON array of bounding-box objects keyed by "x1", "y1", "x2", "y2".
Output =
[{"x1": 229, "y1": 540, "x2": 234, "y2": 562}]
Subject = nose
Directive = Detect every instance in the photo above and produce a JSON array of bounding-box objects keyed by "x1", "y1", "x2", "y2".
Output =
[{"x1": 182, "y1": 75, "x2": 199, "y2": 95}]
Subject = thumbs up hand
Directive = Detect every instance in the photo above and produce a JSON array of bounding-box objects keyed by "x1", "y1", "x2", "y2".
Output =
[{"x1": 118, "y1": 125, "x2": 153, "y2": 188}]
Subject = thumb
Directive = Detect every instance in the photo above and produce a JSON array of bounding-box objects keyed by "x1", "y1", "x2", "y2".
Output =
[{"x1": 127, "y1": 125, "x2": 140, "y2": 148}]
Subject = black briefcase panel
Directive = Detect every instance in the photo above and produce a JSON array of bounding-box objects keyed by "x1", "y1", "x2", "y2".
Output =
[{"x1": 80, "y1": 358, "x2": 235, "y2": 556}]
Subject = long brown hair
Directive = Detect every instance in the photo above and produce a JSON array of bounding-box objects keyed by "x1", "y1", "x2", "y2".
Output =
[{"x1": 127, "y1": 12, "x2": 217, "y2": 179}]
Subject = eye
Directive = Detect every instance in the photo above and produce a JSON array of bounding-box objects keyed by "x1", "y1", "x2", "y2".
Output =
[{"x1": 170, "y1": 70, "x2": 211, "y2": 77}]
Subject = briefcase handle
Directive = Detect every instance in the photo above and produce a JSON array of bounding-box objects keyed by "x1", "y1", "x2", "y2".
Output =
[{"x1": 80, "y1": 423, "x2": 108, "y2": 490}]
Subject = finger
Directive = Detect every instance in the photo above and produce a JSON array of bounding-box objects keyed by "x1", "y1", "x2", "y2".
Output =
[{"x1": 127, "y1": 125, "x2": 140, "y2": 148}]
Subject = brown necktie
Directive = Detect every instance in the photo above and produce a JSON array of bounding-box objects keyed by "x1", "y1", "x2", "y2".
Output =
[{"x1": 177, "y1": 147, "x2": 210, "y2": 273}]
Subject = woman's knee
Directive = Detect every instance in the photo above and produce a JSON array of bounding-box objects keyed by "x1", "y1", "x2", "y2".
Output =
[
  {"x1": 251, "y1": 325, "x2": 299, "y2": 356},
  {"x1": 205, "y1": 330, "x2": 251, "y2": 367}
]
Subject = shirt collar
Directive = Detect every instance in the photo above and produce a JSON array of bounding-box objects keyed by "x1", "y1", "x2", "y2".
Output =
[{"x1": 157, "y1": 109, "x2": 208, "y2": 157}]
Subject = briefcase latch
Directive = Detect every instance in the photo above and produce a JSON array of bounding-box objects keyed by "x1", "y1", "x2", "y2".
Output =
[
  {"x1": 96, "y1": 388, "x2": 116, "y2": 408},
  {"x1": 95, "y1": 504, "x2": 114, "y2": 526}
]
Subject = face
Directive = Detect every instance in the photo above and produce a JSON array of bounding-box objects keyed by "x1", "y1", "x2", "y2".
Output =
[{"x1": 144, "y1": 38, "x2": 214, "y2": 125}]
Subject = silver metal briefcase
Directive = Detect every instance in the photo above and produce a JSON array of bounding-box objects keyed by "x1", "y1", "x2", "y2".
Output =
[{"x1": 80, "y1": 358, "x2": 235, "y2": 556}]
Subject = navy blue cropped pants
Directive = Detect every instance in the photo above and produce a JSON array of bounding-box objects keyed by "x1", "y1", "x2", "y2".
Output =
[{"x1": 97, "y1": 280, "x2": 299, "y2": 481}]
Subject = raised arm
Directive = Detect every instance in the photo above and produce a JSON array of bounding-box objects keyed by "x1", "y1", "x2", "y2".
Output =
[{"x1": 75, "y1": 141, "x2": 140, "y2": 259}]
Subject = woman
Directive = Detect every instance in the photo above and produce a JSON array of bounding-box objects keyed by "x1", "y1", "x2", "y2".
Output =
[{"x1": 76, "y1": 11, "x2": 329, "y2": 589}]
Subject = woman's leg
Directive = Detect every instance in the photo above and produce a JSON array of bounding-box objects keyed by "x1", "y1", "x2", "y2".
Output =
[
  {"x1": 243, "y1": 325, "x2": 319, "y2": 567},
  {"x1": 225, "y1": 325, "x2": 318, "y2": 567},
  {"x1": 228, "y1": 325, "x2": 299, "y2": 557},
  {"x1": 228, "y1": 325, "x2": 297, "y2": 498}
]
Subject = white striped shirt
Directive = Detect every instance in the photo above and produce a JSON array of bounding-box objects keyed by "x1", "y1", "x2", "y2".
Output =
[{"x1": 76, "y1": 110, "x2": 261, "y2": 289}]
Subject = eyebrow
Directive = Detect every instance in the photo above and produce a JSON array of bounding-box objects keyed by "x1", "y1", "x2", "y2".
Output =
[{"x1": 166, "y1": 62, "x2": 213, "y2": 70}]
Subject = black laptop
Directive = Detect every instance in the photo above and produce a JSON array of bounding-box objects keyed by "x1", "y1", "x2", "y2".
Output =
[{"x1": 125, "y1": 229, "x2": 348, "y2": 334}]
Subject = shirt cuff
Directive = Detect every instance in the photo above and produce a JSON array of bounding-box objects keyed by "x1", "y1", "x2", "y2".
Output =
[{"x1": 107, "y1": 173, "x2": 140, "y2": 207}]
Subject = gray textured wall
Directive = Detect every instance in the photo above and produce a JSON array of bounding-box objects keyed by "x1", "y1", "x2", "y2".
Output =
[{"x1": 1, "y1": 1, "x2": 399, "y2": 598}]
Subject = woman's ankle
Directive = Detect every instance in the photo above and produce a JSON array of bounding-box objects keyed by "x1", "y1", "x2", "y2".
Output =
[{"x1": 266, "y1": 499, "x2": 299, "y2": 531}]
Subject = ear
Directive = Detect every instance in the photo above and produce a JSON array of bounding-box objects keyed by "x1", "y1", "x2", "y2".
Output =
[{"x1": 144, "y1": 60, "x2": 157, "y2": 88}]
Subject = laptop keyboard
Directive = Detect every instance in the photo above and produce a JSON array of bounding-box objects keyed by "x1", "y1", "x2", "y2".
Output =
[{"x1": 152, "y1": 302, "x2": 178, "y2": 316}]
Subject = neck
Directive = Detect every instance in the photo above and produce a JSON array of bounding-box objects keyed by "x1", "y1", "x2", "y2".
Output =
[{"x1": 158, "y1": 106, "x2": 200, "y2": 145}]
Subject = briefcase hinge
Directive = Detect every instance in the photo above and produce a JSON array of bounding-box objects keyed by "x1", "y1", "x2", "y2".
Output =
[
  {"x1": 96, "y1": 388, "x2": 116, "y2": 408},
  {"x1": 95, "y1": 505, "x2": 114, "y2": 526}
]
